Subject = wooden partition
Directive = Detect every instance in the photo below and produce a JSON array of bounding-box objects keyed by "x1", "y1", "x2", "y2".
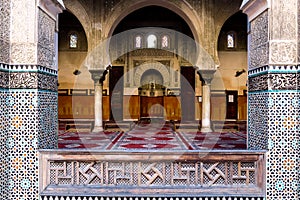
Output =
[
  {"x1": 58, "y1": 90, "x2": 247, "y2": 122},
  {"x1": 58, "y1": 90, "x2": 110, "y2": 121},
  {"x1": 164, "y1": 96, "x2": 181, "y2": 121},
  {"x1": 238, "y1": 95, "x2": 247, "y2": 120},
  {"x1": 123, "y1": 95, "x2": 140, "y2": 120},
  {"x1": 211, "y1": 94, "x2": 227, "y2": 121}
]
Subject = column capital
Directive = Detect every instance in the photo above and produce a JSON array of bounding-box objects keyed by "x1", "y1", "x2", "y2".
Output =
[
  {"x1": 197, "y1": 70, "x2": 216, "y2": 85},
  {"x1": 89, "y1": 69, "x2": 108, "y2": 83}
]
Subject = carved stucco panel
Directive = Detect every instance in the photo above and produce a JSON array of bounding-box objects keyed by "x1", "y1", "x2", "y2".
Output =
[
  {"x1": 249, "y1": 11, "x2": 269, "y2": 69},
  {"x1": 0, "y1": 0, "x2": 11, "y2": 63},
  {"x1": 0, "y1": 0, "x2": 10, "y2": 41},
  {"x1": 298, "y1": 0, "x2": 300, "y2": 62},
  {"x1": 270, "y1": 0, "x2": 297, "y2": 40},
  {"x1": 38, "y1": 10, "x2": 56, "y2": 68},
  {"x1": 249, "y1": 43, "x2": 269, "y2": 69},
  {"x1": 38, "y1": 44, "x2": 55, "y2": 68},
  {"x1": 250, "y1": 11, "x2": 268, "y2": 50},
  {"x1": 10, "y1": 0, "x2": 36, "y2": 43},
  {"x1": 269, "y1": 41, "x2": 297, "y2": 64},
  {"x1": 0, "y1": 40, "x2": 10, "y2": 64},
  {"x1": 10, "y1": 43, "x2": 37, "y2": 64}
]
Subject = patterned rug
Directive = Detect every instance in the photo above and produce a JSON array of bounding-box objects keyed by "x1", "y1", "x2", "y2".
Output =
[{"x1": 58, "y1": 125, "x2": 247, "y2": 150}]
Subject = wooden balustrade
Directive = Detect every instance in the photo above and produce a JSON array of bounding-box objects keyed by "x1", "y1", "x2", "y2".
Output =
[{"x1": 39, "y1": 150, "x2": 265, "y2": 198}]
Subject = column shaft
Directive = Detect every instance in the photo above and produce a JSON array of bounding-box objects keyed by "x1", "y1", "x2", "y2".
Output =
[
  {"x1": 201, "y1": 82, "x2": 212, "y2": 132},
  {"x1": 197, "y1": 70, "x2": 215, "y2": 132},
  {"x1": 93, "y1": 82, "x2": 104, "y2": 132}
]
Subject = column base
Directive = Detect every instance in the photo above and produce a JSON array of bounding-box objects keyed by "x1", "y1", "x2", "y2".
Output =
[
  {"x1": 200, "y1": 127, "x2": 213, "y2": 132},
  {"x1": 92, "y1": 126, "x2": 104, "y2": 132}
]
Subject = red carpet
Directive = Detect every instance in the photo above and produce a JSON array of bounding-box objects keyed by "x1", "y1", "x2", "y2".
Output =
[{"x1": 58, "y1": 124, "x2": 247, "y2": 150}]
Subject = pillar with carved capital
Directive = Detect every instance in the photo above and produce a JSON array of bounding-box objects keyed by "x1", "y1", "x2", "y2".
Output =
[
  {"x1": 197, "y1": 70, "x2": 215, "y2": 132},
  {"x1": 90, "y1": 69, "x2": 107, "y2": 132}
]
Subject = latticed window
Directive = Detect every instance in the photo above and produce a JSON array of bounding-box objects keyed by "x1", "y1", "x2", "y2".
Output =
[
  {"x1": 69, "y1": 33, "x2": 78, "y2": 48},
  {"x1": 147, "y1": 34, "x2": 157, "y2": 48},
  {"x1": 161, "y1": 35, "x2": 169, "y2": 48},
  {"x1": 227, "y1": 32, "x2": 235, "y2": 48},
  {"x1": 135, "y1": 35, "x2": 142, "y2": 48}
]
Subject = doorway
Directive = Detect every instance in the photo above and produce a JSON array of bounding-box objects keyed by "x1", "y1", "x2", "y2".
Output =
[{"x1": 226, "y1": 90, "x2": 238, "y2": 119}]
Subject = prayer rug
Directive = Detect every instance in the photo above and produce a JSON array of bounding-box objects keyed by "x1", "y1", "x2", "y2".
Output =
[{"x1": 58, "y1": 128, "x2": 247, "y2": 150}]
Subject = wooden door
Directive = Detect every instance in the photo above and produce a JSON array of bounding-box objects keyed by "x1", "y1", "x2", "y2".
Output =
[
  {"x1": 140, "y1": 97, "x2": 164, "y2": 118},
  {"x1": 226, "y1": 90, "x2": 238, "y2": 119},
  {"x1": 180, "y1": 67, "x2": 195, "y2": 122},
  {"x1": 109, "y1": 66, "x2": 124, "y2": 121}
]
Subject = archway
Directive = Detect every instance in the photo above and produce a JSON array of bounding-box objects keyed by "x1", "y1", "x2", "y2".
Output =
[
  {"x1": 57, "y1": 10, "x2": 93, "y2": 131},
  {"x1": 109, "y1": 5, "x2": 197, "y2": 122},
  {"x1": 216, "y1": 11, "x2": 248, "y2": 125}
]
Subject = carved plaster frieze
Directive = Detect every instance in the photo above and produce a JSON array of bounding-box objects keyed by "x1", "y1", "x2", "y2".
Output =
[
  {"x1": 248, "y1": 72, "x2": 299, "y2": 91},
  {"x1": 0, "y1": 71, "x2": 9, "y2": 88},
  {"x1": 8, "y1": 72, "x2": 57, "y2": 91},
  {"x1": 38, "y1": 73, "x2": 58, "y2": 91}
]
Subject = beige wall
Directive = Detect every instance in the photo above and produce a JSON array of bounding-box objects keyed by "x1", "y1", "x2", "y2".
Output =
[
  {"x1": 58, "y1": 50, "x2": 248, "y2": 95},
  {"x1": 58, "y1": 51, "x2": 94, "y2": 89},
  {"x1": 218, "y1": 51, "x2": 248, "y2": 95}
]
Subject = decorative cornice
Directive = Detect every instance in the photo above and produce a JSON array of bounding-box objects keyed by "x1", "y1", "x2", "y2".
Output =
[
  {"x1": 248, "y1": 65, "x2": 300, "y2": 77},
  {"x1": 0, "y1": 63, "x2": 58, "y2": 91},
  {"x1": 38, "y1": 0, "x2": 65, "y2": 21},
  {"x1": 0, "y1": 63, "x2": 58, "y2": 76},
  {"x1": 240, "y1": 0, "x2": 269, "y2": 22}
]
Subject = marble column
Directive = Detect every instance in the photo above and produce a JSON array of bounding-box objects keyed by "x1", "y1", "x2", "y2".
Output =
[
  {"x1": 90, "y1": 69, "x2": 107, "y2": 132},
  {"x1": 197, "y1": 70, "x2": 215, "y2": 132}
]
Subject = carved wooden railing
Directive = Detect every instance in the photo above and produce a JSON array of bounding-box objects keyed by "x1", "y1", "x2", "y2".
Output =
[{"x1": 39, "y1": 150, "x2": 266, "y2": 199}]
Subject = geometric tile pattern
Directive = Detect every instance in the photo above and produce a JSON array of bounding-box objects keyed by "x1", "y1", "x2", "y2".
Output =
[
  {"x1": 0, "y1": 89, "x2": 9, "y2": 199},
  {"x1": 2, "y1": 89, "x2": 58, "y2": 200},
  {"x1": 248, "y1": 88, "x2": 299, "y2": 199},
  {"x1": 248, "y1": 91, "x2": 269, "y2": 150},
  {"x1": 0, "y1": 64, "x2": 58, "y2": 199}
]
